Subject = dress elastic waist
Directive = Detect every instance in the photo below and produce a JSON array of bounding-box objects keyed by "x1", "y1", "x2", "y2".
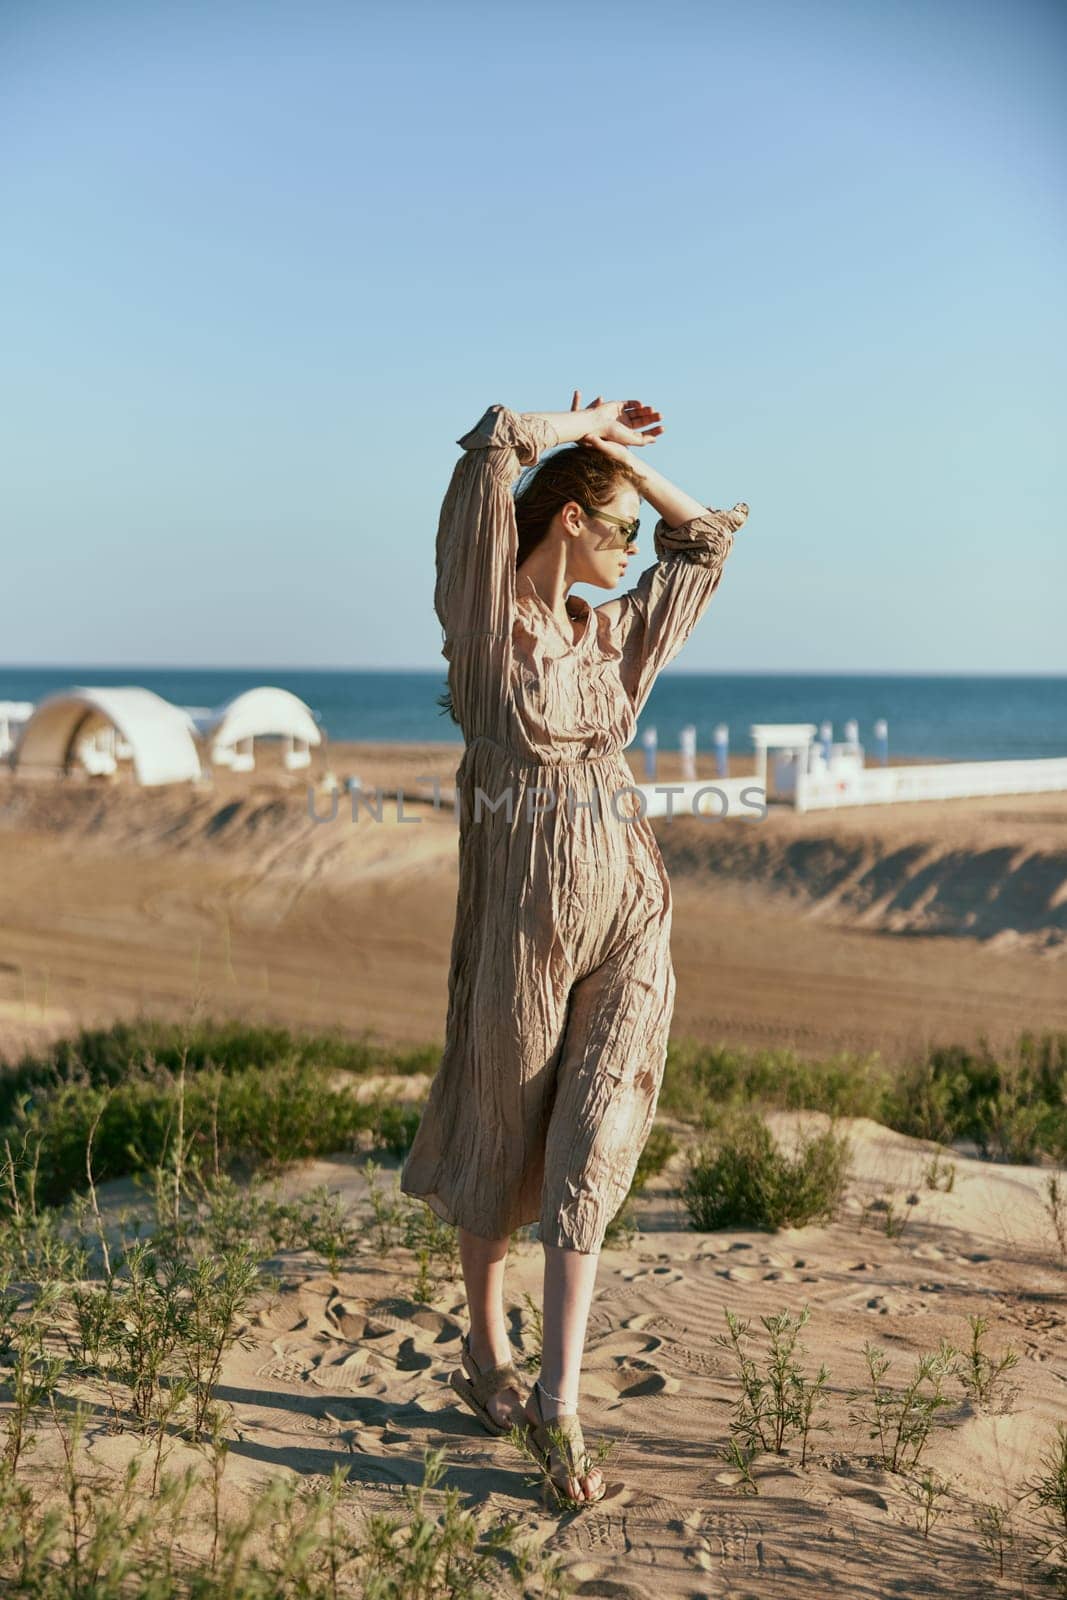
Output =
[{"x1": 463, "y1": 735, "x2": 626, "y2": 771}]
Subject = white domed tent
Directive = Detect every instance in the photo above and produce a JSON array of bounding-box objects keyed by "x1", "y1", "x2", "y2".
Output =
[
  {"x1": 196, "y1": 687, "x2": 322, "y2": 772},
  {"x1": 12, "y1": 687, "x2": 202, "y2": 786},
  {"x1": 0, "y1": 701, "x2": 34, "y2": 761}
]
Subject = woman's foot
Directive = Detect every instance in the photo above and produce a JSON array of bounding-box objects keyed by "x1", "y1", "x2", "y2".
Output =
[
  {"x1": 461, "y1": 1333, "x2": 526, "y2": 1429},
  {"x1": 523, "y1": 1380, "x2": 605, "y2": 1504}
]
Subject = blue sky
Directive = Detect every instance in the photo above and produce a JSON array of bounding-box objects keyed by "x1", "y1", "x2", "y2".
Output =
[{"x1": 1, "y1": 0, "x2": 1064, "y2": 673}]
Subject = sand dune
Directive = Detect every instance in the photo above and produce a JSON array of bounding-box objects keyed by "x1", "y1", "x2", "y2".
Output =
[
  {"x1": 658, "y1": 793, "x2": 1067, "y2": 951},
  {"x1": 4, "y1": 749, "x2": 1067, "y2": 1593},
  {"x1": 53, "y1": 1110, "x2": 1065, "y2": 1598},
  {"x1": 5, "y1": 744, "x2": 1065, "y2": 948},
  {"x1": 2, "y1": 745, "x2": 1067, "y2": 1067}
]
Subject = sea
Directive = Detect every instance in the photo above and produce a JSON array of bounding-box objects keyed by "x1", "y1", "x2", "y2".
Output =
[
  {"x1": 0, "y1": 667, "x2": 1064, "y2": 764},
  {"x1": 4, "y1": 662, "x2": 1062, "y2": 761}
]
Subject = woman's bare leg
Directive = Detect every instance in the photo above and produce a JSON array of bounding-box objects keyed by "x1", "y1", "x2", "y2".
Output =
[
  {"x1": 457, "y1": 1227, "x2": 525, "y2": 1426},
  {"x1": 527, "y1": 1242, "x2": 604, "y2": 1501}
]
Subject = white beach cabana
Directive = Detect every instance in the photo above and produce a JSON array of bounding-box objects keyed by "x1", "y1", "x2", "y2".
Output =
[
  {"x1": 192, "y1": 686, "x2": 322, "y2": 773},
  {"x1": 11, "y1": 687, "x2": 203, "y2": 786},
  {"x1": 0, "y1": 701, "x2": 35, "y2": 761},
  {"x1": 749, "y1": 723, "x2": 819, "y2": 798},
  {"x1": 750, "y1": 721, "x2": 868, "y2": 799}
]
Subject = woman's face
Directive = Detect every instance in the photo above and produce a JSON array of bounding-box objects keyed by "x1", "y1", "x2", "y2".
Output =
[{"x1": 566, "y1": 484, "x2": 642, "y2": 591}]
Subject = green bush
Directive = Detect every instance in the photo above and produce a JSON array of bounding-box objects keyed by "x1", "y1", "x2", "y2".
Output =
[
  {"x1": 4, "y1": 1020, "x2": 1064, "y2": 1228},
  {"x1": 882, "y1": 1030, "x2": 1067, "y2": 1162},
  {"x1": 0, "y1": 1014, "x2": 436, "y2": 1128},
  {"x1": 632, "y1": 1124, "x2": 677, "y2": 1192},
  {"x1": 1, "y1": 1059, "x2": 427, "y2": 1212},
  {"x1": 372, "y1": 1101, "x2": 424, "y2": 1160},
  {"x1": 659, "y1": 1037, "x2": 892, "y2": 1129},
  {"x1": 682, "y1": 1109, "x2": 852, "y2": 1231},
  {"x1": 660, "y1": 1029, "x2": 1067, "y2": 1166}
]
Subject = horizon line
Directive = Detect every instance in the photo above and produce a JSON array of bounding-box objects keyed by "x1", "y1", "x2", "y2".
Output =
[{"x1": 1, "y1": 664, "x2": 1065, "y2": 680}]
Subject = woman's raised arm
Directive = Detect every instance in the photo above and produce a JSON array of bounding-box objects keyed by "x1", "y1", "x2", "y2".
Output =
[
  {"x1": 434, "y1": 397, "x2": 668, "y2": 735},
  {"x1": 590, "y1": 445, "x2": 748, "y2": 717},
  {"x1": 433, "y1": 404, "x2": 559, "y2": 651},
  {"x1": 434, "y1": 394, "x2": 661, "y2": 644},
  {"x1": 434, "y1": 397, "x2": 657, "y2": 642},
  {"x1": 433, "y1": 404, "x2": 556, "y2": 738}
]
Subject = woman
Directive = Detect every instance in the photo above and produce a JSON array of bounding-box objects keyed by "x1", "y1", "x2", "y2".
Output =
[{"x1": 401, "y1": 390, "x2": 747, "y2": 1502}]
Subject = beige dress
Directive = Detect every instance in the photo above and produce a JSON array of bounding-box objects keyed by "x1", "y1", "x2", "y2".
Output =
[{"x1": 400, "y1": 403, "x2": 747, "y2": 1252}]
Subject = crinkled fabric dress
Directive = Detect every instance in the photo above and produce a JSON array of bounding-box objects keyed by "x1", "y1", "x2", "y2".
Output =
[{"x1": 400, "y1": 403, "x2": 747, "y2": 1252}]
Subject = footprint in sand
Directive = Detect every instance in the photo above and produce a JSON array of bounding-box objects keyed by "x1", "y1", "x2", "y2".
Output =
[
  {"x1": 620, "y1": 1311, "x2": 689, "y2": 1337},
  {"x1": 343, "y1": 1426, "x2": 396, "y2": 1455},
  {"x1": 363, "y1": 1307, "x2": 419, "y2": 1339},
  {"x1": 268, "y1": 1279, "x2": 475, "y2": 1399},
  {"x1": 619, "y1": 1266, "x2": 686, "y2": 1286},
  {"x1": 685, "y1": 1509, "x2": 759, "y2": 1571},
  {"x1": 363, "y1": 1296, "x2": 460, "y2": 1341},
  {"x1": 411, "y1": 1307, "x2": 462, "y2": 1339},
  {"x1": 758, "y1": 1254, "x2": 823, "y2": 1280},
  {"x1": 306, "y1": 1348, "x2": 381, "y2": 1389},
  {"x1": 254, "y1": 1351, "x2": 309, "y2": 1383},
  {"x1": 857, "y1": 1291, "x2": 929, "y2": 1317},
  {"x1": 714, "y1": 1264, "x2": 760, "y2": 1282},
  {"x1": 597, "y1": 1357, "x2": 680, "y2": 1399},
  {"x1": 253, "y1": 1300, "x2": 309, "y2": 1334},
  {"x1": 277, "y1": 1282, "x2": 344, "y2": 1341},
  {"x1": 591, "y1": 1331, "x2": 665, "y2": 1361},
  {"x1": 658, "y1": 1344, "x2": 722, "y2": 1378},
  {"x1": 324, "y1": 1298, "x2": 368, "y2": 1340},
  {"x1": 757, "y1": 1250, "x2": 796, "y2": 1266},
  {"x1": 394, "y1": 1336, "x2": 433, "y2": 1372},
  {"x1": 837, "y1": 1485, "x2": 890, "y2": 1513},
  {"x1": 571, "y1": 1511, "x2": 633, "y2": 1556},
  {"x1": 565, "y1": 1561, "x2": 649, "y2": 1598}
]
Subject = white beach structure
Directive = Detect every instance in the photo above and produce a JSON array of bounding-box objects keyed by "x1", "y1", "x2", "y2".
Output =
[
  {"x1": 11, "y1": 687, "x2": 203, "y2": 786},
  {"x1": 188, "y1": 687, "x2": 322, "y2": 773},
  {"x1": 752, "y1": 723, "x2": 868, "y2": 800},
  {"x1": 794, "y1": 755, "x2": 1067, "y2": 812},
  {"x1": 748, "y1": 723, "x2": 830, "y2": 801},
  {"x1": 638, "y1": 774, "x2": 766, "y2": 819},
  {"x1": 0, "y1": 701, "x2": 35, "y2": 761}
]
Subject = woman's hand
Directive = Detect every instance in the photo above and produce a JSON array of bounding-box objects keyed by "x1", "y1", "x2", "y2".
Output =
[
  {"x1": 568, "y1": 389, "x2": 712, "y2": 523},
  {"x1": 569, "y1": 389, "x2": 663, "y2": 450}
]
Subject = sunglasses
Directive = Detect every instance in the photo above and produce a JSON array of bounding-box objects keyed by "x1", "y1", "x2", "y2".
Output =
[{"x1": 579, "y1": 504, "x2": 640, "y2": 549}]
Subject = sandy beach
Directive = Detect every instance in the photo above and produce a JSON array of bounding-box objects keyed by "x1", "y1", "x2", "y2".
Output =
[
  {"x1": 1, "y1": 740, "x2": 1065, "y2": 1067},
  {"x1": 42, "y1": 1108, "x2": 1056, "y2": 1599},
  {"x1": 2, "y1": 742, "x2": 1065, "y2": 1595}
]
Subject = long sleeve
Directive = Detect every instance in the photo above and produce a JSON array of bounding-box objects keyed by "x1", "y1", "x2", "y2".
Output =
[
  {"x1": 435, "y1": 403, "x2": 559, "y2": 737},
  {"x1": 601, "y1": 502, "x2": 748, "y2": 718}
]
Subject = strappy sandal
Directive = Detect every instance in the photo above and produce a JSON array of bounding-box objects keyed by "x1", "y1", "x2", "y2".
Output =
[
  {"x1": 526, "y1": 1378, "x2": 606, "y2": 1505},
  {"x1": 448, "y1": 1331, "x2": 527, "y2": 1436}
]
